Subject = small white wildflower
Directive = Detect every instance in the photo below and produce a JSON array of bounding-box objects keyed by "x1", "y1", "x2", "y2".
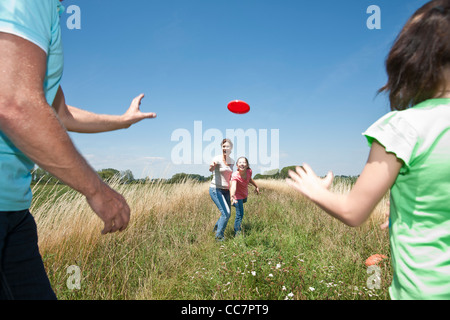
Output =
[
  {"x1": 276, "y1": 263, "x2": 281, "y2": 269},
  {"x1": 251, "y1": 271, "x2": 256, "y2": 276},
  {"x1": 285, "y1": 292, "x2": 294, "y2": 300},
  {"x1": 309, "y1": 287, "x2": 315, "y2": 291},
  {"x1": 282, "y1": 286, "x2": 287, "y2": 291},
  {"x1": 268, "y1": 273, "x2": 273, "y2": 277}
]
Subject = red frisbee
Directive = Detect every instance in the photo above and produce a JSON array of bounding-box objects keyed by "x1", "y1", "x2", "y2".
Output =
[{"x1": 227, "y1": 100, "x2": 250, "y2": 114}]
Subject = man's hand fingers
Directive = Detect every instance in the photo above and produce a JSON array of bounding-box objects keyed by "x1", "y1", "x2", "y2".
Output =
[{"x1": 102, "y1": 219, "x2": 113, "y2": 235}]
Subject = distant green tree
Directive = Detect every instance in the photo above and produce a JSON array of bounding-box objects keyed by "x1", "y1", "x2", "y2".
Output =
[
  {"x1": 169, "y1": 173, "x2": 208, "y2": 184},
  {"x1": 253, "y1": 173, "x2": 263, "y2": 180},
  {"x1": 279, "y1": 165, "x2": 301, "y2": 179},
  {"x1": 31, "y1": 167, "x2": 61, "y2": 184},
  {"x1": 262, "y1": 168, "x2": 279, "y2": 176},
  {"x1": 253, "y1": 165, "x2": 303, "y2": 180},
  {"x1": 97, "y1": 168, "x2": 121, "y2": 182},
  {"x1": 120, "y1": 169, "x2": 135, "y2": 184},
  {"x1": 32, "y1": 167, "x2": 47, "y2": 182}
]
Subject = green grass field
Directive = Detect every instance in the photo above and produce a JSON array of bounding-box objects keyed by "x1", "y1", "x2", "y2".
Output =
[{"x1": 31, "y1": 178, "x2": 392, "y2": 300}]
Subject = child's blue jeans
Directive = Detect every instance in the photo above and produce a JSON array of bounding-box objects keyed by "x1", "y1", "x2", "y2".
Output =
[{"x1": 232, "y1": 198, "x2": 247, "y2": 236}]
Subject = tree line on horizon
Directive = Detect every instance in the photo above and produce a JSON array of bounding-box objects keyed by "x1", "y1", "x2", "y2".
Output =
[{"x1": 31, "y1": 166, "x2": 358, "y2": 185}]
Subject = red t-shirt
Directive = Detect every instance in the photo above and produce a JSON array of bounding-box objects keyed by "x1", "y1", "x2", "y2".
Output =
[{"x1": 231, "y1": 169, "x2": 252, "y2": 200}]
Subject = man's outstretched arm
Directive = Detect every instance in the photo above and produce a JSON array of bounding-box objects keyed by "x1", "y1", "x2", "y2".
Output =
[
  {"x1": 0, "y1": 32, "x2": 129, "y2": 234},
  {"x1": 53, "y1": 87, "x2": 156, "y2": 133}
]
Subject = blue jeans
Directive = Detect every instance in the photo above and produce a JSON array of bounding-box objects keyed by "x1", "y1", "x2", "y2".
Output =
[
  {"x1": 209, "y1": 187, "x2": 231, "y2": 239},
  {"x1": 0, "y1": 210, "x2": 56, "y2": 300},
  {"x1": 232, "y1": 198, "x2": 247, "y2": 235}
]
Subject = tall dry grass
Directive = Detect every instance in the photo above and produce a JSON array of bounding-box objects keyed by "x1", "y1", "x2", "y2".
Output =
[
  {"x1": 32, "y1": 178, "x2": 214, "y2": 298},
  {"x1": 31, "y1": 177, "x2": 391, "y2": 300}
]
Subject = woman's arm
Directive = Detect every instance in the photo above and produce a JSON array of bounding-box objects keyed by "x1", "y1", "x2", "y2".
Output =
[
  {"x1": 52, "y1": 87, "x2": 156, "y2": 133},
  {"x1": 209, "y1": 161, "x2": 217, "y2": 172},
  {"x1": 286, "y1": 141, "x2": 402, "y2": 227}
]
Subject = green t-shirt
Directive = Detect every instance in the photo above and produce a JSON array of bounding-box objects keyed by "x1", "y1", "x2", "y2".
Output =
[
  {"x1": 0, "y1": 0, "x2": 64, "y2": 210},
  {"x1": 364, "y1": 98, "x2": 450, "y2": 299}
]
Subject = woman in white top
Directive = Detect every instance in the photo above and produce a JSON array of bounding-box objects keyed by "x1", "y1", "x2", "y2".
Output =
[{"x1": 209, "y1": 139, "x2": 234, "y2": 240}]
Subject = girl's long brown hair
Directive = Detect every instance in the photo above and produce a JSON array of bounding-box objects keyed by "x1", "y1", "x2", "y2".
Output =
[{"x1": 379, "y1": 0, "x2": 450, "y2": 110}]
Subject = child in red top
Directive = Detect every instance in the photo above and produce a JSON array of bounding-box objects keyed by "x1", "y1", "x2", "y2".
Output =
[{"x1": 230, "y1": 157, "x2": 260, "y2": 236}]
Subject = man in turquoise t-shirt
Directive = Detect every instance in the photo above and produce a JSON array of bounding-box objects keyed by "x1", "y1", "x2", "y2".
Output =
[{"x1": 0, "y1": 0, "x2": 156, "y2": 299}]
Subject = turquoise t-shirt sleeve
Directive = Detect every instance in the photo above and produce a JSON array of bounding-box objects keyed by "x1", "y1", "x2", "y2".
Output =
[
  {"x1": 0, "y1": 0, "x2": 64, "y2": 211},
  {"x1": 0, "y1": 0, "x2": 61, "y2": 53},
  {"x1": 362, "y1": 111, "x2": 419, "y2": 173}
]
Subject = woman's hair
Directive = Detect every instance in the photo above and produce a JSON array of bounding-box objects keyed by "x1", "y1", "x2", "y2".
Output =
[
  {"x1": 221, "y1": 138, "x2": 233, "y2": 148},
  {"x1": 379, "y1": 0, "x2": 450, "y2": 110},
  {"x1": 236, "y1": 156, "x2": 250, "y2": 170}
]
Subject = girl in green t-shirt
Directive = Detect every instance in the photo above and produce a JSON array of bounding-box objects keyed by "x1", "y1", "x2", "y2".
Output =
[{"x1": 287, "y1": 0, "x2": 450, "y2": 299}]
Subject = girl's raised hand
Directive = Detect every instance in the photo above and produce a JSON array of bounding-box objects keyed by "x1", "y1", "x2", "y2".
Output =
[{"x1": 286, "y1": 164, "x2": 334, "y2": 201}]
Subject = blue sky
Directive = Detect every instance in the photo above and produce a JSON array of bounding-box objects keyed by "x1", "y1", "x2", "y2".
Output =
[{"x1": 59, "y1": 0, "x2": 428, "y2": 179}]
